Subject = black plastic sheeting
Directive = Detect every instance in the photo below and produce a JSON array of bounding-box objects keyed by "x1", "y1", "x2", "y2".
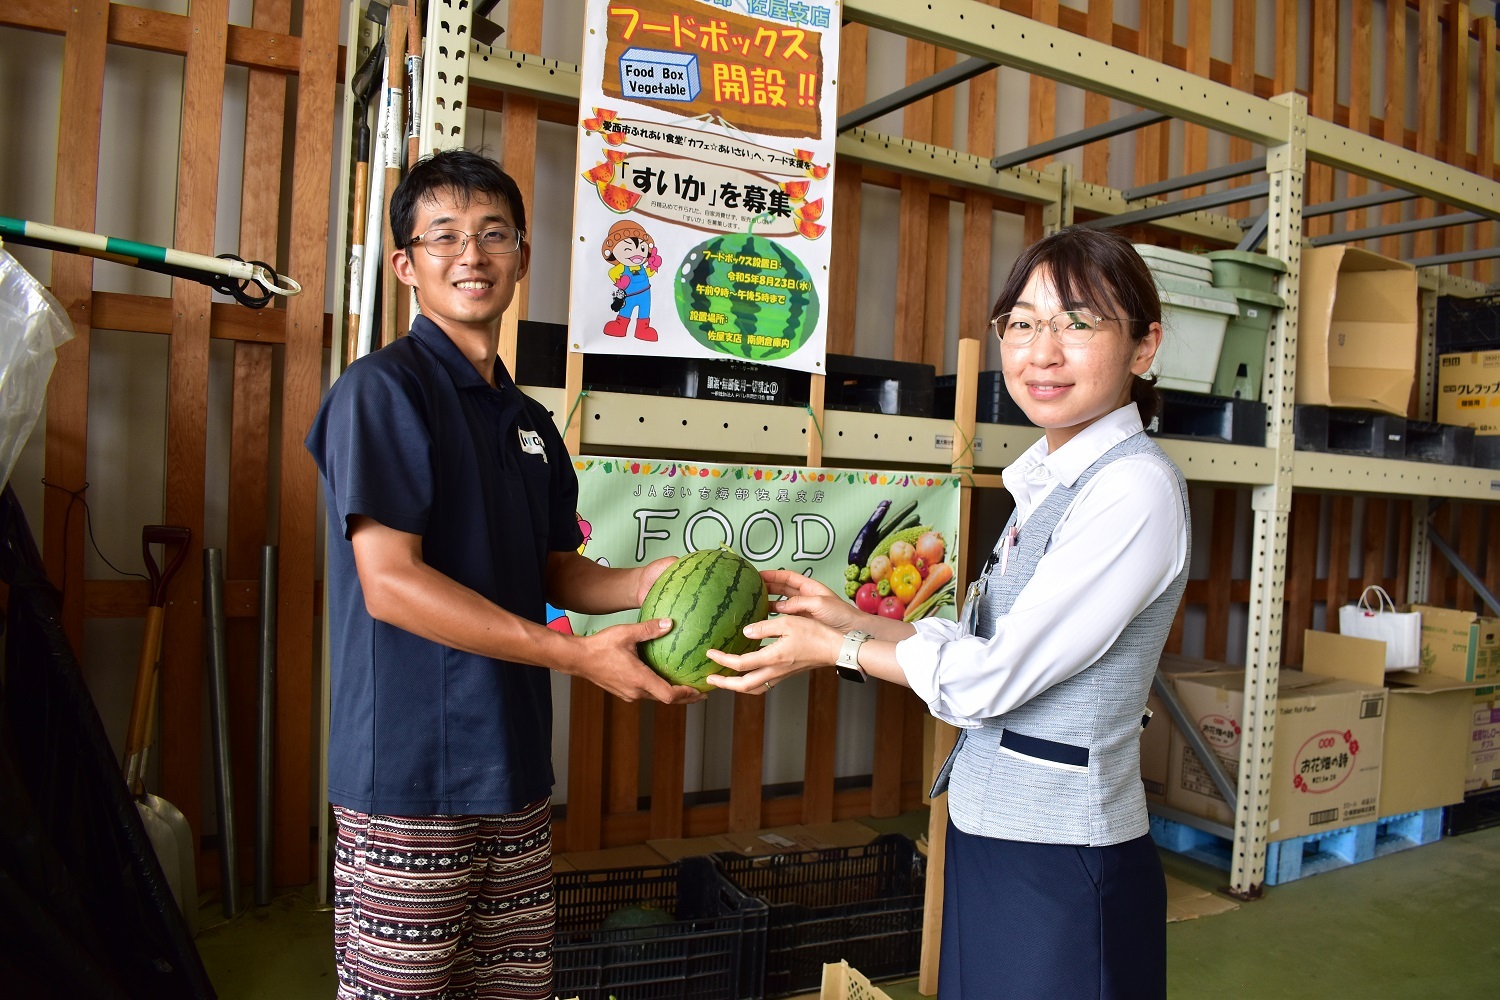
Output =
[{"x1": 0, "y1": 486, "x2": 215, "y2": 998}]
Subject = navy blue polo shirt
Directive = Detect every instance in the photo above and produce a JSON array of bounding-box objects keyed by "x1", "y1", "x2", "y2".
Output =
[{"x1": 305, "y1": 315, "x2": 583, "y2": 816}]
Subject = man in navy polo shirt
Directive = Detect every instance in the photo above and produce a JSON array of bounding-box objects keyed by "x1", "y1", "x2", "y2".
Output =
[{"x1": 306, "y1": 149, "x2": 701, "y2": 1000}]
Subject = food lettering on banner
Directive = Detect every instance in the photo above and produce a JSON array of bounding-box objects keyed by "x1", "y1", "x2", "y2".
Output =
[
  {"x1": 568, "y1": 0, "x2": 840, "y2": 374},
  {"x1": 548, "y1": 459, "x2": 961, "y2": 646}
]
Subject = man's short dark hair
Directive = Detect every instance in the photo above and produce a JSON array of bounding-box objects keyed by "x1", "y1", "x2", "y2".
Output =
[{"x1": 389, "y1": 148, "x2": 528, "y2": 248}]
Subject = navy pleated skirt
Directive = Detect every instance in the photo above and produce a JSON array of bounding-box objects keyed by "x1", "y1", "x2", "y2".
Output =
[{"x1": 938, "y1": 818, "x2": 1166, "y2": 1000}]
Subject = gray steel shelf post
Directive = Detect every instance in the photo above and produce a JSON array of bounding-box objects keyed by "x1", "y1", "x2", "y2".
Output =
[
  {"x1": 1231, "y1": 92, "x2": 1308, "y2": 898},
  {"x1": 1409, "y1": 286, "x2": 1440, "y2": 604}
]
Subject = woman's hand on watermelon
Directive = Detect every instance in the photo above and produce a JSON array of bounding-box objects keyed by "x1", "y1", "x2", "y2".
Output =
[
  {"x1": 577, "y1": 619, "x2": 705, "y2": 704},
  {"x1": 702, "y1": 612, "x2": 843, "y2": 693},
  {"x1": 758, "y1": 569, "x2": 869, "y2": 635}
]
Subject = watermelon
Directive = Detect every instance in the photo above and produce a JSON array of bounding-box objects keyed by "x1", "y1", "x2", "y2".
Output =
[
  {"x1": 600, "y1": 903, "x2": 675, "y2": 932},
  {"x1": 673, "y1": 233, "x2": 820, "y2": 362},
  {"x1": 638, "y1": 548, "x2": 768, "y2": 691}
]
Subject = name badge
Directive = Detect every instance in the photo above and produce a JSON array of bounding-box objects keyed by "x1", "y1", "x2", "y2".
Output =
[{"x1": 518, "y1": 427, "x2": 548, "y2": 461}]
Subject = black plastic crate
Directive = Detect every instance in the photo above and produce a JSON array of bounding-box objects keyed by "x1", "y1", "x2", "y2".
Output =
[
  {"x1": 1443, "y1": 787, "x2": 1500, "y2": 837},
  {"x1": 554, "y1": 856, "x2": 768, "y2": 1000},
  {"x1": 933, "y1": 371, "x2": 1031, "y2": 425},
  {"x1": 824, "y1": 355, "x2": 935, "y2": 418},
  {"x1": 1155, "y1": 390, "x2": 1267, "y2": 446},
  {"x1": 1294, "y1": 404, "x2": 1330, "y2": 452},
  {"x1": 1473, "y1": 435, "x2": 1500, "y2": 470},
  {"x1": 1404, "y1": 419, "x2": 1475, "y2": 465},
  {"x1": 1325, "y1": 409, "x2": 1406, "y2": 459},
  {"x1": 1436, "y1": 295, "x2": 1500, "y2": 356},
  {"x1": 713, "y1": 834, "x2": 925, "y2": 999}
]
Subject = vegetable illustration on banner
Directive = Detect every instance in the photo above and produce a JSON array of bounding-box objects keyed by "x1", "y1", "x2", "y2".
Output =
[
  {"x1": 570, "y1": 0, "x2": 839, "y2": 374},
  {"x1": 555, "y1": 458, "x2": 961, "y2": 642}
]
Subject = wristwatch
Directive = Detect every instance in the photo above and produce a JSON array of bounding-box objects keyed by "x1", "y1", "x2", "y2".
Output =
[{"x1": 835, "y1": 629, "x2": 871, "y2": 683}]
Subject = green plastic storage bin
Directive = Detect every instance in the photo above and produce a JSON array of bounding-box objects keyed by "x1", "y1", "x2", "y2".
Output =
[
  {"x1": 1203, "y1": 250, "x2": 1287, "y2": 295},
  {"x1": 1210, "y1": 286, "x2": 1285, "y2": 400}
]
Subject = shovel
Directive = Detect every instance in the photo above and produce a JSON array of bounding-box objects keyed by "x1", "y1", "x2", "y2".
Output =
[{"x1": 122, "y1": 524, "x2": 197, "y2": 933}]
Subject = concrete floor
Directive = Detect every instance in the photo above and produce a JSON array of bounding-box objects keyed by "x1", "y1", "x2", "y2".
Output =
[{"x1": 196, "y1": 824, "x2": 1500, "y2": 999}]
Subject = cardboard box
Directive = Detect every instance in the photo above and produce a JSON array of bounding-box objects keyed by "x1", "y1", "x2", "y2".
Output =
[
  {"x1": 648, "y1": 820, "x2": 878, "y2": 862},
  {"x1": 1144, "y1": 654, "x2": 1239, "y2": 804},
  {"x1": 1296, "y1": 245, "x2": 1418, "y2": 415},
  {"x1": 1437, "y1": 350, "x2": 1500, "y2": 434},
  {"x1": 1166, "y1": 667, "x2": 1387, "y2": 840},
  {"x1": 1303, "y1": 630, "x2": 1481, "y2": 817},
  {"x1": 1411, "y1": 604, "x2": 1500, "y2": 684},
  {"x1": 551, "y1": 843, "x2": 667, "y2": 872},
  {"x1": 1470, "y1": 694, "x2": 1500, "y2": 793}
]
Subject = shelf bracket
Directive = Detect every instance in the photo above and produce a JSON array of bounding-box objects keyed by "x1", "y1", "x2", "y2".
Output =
[
  {"x1": 1152, "y1": 672, "x2": 1238, "y2": 810},
  {"x1": 1427, "y1": 520, "x2": 1500, "y2": 618}
]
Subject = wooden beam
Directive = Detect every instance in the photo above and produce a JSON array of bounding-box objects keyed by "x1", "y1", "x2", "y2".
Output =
[
  {"x1": 1382, "y1": 0, "x2": 1409, "y2": 259},
  {"x1": 274, "y1": 0, "x2": 339, "y2": 886},
  {"x1": 1203, "y1": 490, "x2": 1236, "y2": 660},
  {"x1": 649, "y1": 704, "x2": 687, "y2": 838},
  {"x1": 604, "y1": 699, "x2": 642, "y2": 817},
  {"x1": 923, "y1": 47, "x2": 956, "y2": 376},
  {"x1": 728, "y1": 694, "x2": 766, "y2": 832},
  {"x1": 1441, "y1": 1, "x2": 1472, "y2": 271},
  {"x1": 565, "y1": 681, "x2": 605, "y2": 851},
  {"x1": 1082, "y1": 0, "x2": 1115, "y2": 187},
  {"x1": 1028, "y1": 0, "x2": 1058, "y2": 170},
  {"x1": 159, "y1": 0, "x2": 228, "y2": 873},
  {"x1": 498, "y1": 0, "x2": 543, "y2": 374},
  {"x1": 1273, "y1": 0, "x2": 1299, "y2": 96},
  {"x1": 1324, "y1": 497, "x2": 1354, "y2": 630},
  {"x1": 1307, "y1": 0, "x2": 1338, "y2": 238},
  {"x1": 1226, "y1": 0, "x2": 1256, "y2": 217},
  {"x1": 1345, "y1": 0, "x2": 1373, "y2": 234},
  {"x1": 379, "y1": 1, "x2": 408, "y2": 350},
  {"x1": 3, "y1": 1, "x2": 305, "y2": 74},
  {"x1": 826, "y1": 22, "x2": 868, "y2": 358},
  {"x1": 1181, "y1": 0, "x2": 1212, "y2": 198},
  {"x1": 1414, "y1": 0, "x2": 1441, "y2": 259},
  {"x1": 1478, "y1": 17, "x2": 1497, "y2": 284},
  {"x1": 41, "y1": 0, "x2": 108, "y2": 653},
  {"x1": 800, "y1": 668, "x2": 839, "y2": 824},
  {"x1": 1134, "y1": 0, "x2": 1169, "y2": 187},
  {"x1": 225, "y1": 0, "x2": 289, "y2": 887}
]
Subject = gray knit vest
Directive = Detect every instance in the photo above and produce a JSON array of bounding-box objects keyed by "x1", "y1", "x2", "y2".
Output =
[{"x1": 931, "y1": 431, "x2": 1190, "y2": 846}]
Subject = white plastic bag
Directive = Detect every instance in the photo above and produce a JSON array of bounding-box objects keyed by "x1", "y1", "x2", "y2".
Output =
[
  {"x1": 0, "y1": 248, "x2": 74, "y2": 490},
  {"x1": 1338, "y1": 585, "x2": 1421, "y2": 671}
]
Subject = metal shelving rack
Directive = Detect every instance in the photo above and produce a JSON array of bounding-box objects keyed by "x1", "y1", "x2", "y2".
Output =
[{"x1": 399, "y1": 0, "x2": 1500, "y2": 909}]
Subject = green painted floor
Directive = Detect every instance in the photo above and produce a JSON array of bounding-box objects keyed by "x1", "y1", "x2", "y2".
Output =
[{"x1": 196, "y1": 825, "x2": 1500, "y2": 999}]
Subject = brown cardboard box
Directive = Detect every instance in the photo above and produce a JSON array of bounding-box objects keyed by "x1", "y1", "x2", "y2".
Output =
[
  {"x1": 1166, "y1": 666, "x2": 1387, "y2": 840},
  {"x1": 552, "y1": 843, "x2": 668, "y2": 872},
  {"x1": 1470, "y1": 694, "x2": 1500, "y2": 793},
  {"x1": 1411, "y1": 604, "x2": 1500, "y2": 684},
  {"x1": 1144, "y1": 654, "x2": 1238, "y2": 804},
  {"x1": 1295, "y1": 245, "x2": 1418, "y2": 415},
  {"x1": 1302, "y1": 630, "x2": 1481, "y2": 817},
  {"x1": 1437, "y1": 350, "x2": 1500, "y2": 434},
  {"x1": 649, "y1": 820, "x2": 878, "y2": 862}
]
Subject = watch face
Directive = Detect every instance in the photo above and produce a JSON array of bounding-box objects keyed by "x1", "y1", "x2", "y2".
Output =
[{"x1": 836, "y1": 663, "x2": 867, "y2": 683}]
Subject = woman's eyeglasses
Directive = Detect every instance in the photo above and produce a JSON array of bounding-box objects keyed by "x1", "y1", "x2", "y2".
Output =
[
  {"x1": 407, "y1": 226, "x2": 526, "y2": 257},
  {"x1": 990, "y1": 309, "x2": 1129, "y2": 348}
]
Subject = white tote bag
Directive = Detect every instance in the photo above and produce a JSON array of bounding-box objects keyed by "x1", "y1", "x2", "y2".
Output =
[{"x1": 1338, "y1": 585, "x2": 1422, "y2": 671}]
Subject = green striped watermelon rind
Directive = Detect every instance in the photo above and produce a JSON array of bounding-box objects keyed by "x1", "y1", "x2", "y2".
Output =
[
  {"x1": 673, "y1": 233, "x2": 819, "y2": 362},
  {"x1": 637, "y1": 547, "x2": 769, "y2": 692}
]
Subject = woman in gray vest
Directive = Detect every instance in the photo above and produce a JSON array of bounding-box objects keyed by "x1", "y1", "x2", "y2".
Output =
[{"x1": 708, "y1": 227, "x2": 1190, "y2": 999}]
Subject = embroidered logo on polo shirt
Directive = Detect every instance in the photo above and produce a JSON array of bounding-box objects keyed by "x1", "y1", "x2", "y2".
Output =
[{"x1": 518, "y1": 427, "x2": 548, "y2": 462}]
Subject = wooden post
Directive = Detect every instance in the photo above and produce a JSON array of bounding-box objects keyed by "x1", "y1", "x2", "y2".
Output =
[
  {"x1": 1413, "y1": 0, "x2": 1441, "y2": 260},
  {"x1": 1381, "y1": 0, "x2": 1409, "y2": 259},
  {"x1": 498, "y1": 0, "x2": 543, "y2": 376},
  {"x1": 1181, "y1": 0, "x2": 1211, "y2": 198},
  {"x1": 380, "y1": 1, "x2": 409, "y2": 348},
  {"x1": 1134, "y1": 0, "x2": 1168, "y2": 188},
  {"x1": 1028, "y1": 0, "x2": 1058, "y2": 172},
  {"x1": 42, "y1": 0, "x2": 109, "y2": 653},
  {"x1": 1226, "y1": 0, "x2": 1256, "y2": 217},
  {"x1": 1440, "y1": 1, "x2": 1472, "y2": 272},
  {"x1": 1082, "y1": 0, "x2": 1114, "y2": 187},
  {"x1": 1345, "y1": 0, "x2": 1373, "y2": 235},
  {"x1": 274, "y1": 0, "x2": 340, "y2": 886},
  {"x1": 1477, "y1": 17, "x2": 1496, "y2": 284},
  {"x1": 160, "y1": 0, "x2": 229, "y2": 875},
  {"x1": 917, "y1": 335, "x2": 980, "y2": 995},
  {"x1": 1306, "y1": 0, "x2": 1337, "y2": 239}
]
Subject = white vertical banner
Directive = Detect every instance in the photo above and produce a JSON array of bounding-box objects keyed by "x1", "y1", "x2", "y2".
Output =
[{"x1": 567, "y1": 0, "x2": 840, "y2": 375}]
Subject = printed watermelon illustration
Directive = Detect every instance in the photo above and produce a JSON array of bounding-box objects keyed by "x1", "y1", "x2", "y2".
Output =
[{"x1": 673, "y1": 228, "x2": 820, "y2": 362}]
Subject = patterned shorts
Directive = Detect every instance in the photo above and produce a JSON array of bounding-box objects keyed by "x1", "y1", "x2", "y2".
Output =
[{"x1": 332, "y1": 799, "x2": 555, "y2": 1000}]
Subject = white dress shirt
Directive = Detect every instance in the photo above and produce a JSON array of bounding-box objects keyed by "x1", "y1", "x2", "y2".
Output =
[{"x1": 896, "y1": 403, "x2": 1188, "y2": 727}]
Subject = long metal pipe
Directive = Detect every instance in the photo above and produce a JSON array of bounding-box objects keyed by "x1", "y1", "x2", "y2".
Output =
[
  {"x1": 1151, "y1": 671, "x2": 1239, "y2": 810},
  {"x1": 1079, "y1": 180, "x2": 1270, "y2": 231},
  {"x1": 1122, "y1": 156, "x2": 1266, "y2": 203},
  {"x1": 838, "y1": 56, "x2": 995, "y2": 133},
  {"x1": 1307, "y1": 210, "x2": 1487, "y2": 247},
  {"x1": 204, "y1": 548, "x2": 239, "y2": 918},
  {"x1": 990, "y1": 109, "x2": 1169, "y2": 172},
  {"x1": 255, "y1": 545, "x2": 278, "y2": 908}
]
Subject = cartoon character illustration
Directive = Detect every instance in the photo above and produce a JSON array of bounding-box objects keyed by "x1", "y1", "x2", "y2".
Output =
[
  {"x1": 601, "y1": 221, "x2": 662, "y2": 341},
  {"x1": 546, "y1": 513, "x2": 606, "y2": 634}
]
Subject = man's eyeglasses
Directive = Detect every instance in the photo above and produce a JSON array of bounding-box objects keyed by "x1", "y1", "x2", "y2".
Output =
[
  {"x1": 990, "y1": 309, "x2": 1127, "y2": 348},
  {"x1": 407, "y1": 226, "x2": 526, "y2": 257}
]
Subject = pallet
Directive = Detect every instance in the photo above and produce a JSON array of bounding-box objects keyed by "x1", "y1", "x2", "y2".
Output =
[{"x1": 1150, "y1": 809, "x2": 1444, "y2": 886}]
